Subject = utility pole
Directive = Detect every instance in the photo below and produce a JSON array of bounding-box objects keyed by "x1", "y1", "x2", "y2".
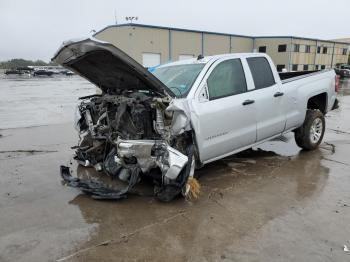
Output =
[
  {"x1": 114, "y1": 9, "x2": 118, "y2": 25},
  {"x1": 330, "y1": 42, "x2": 335, "y2": 68}
]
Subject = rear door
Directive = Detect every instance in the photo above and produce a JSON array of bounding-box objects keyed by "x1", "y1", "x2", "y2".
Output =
[
  {"x1": 192, "y1": 58, "x2": 257, "y2": 162},
  {"x1": 246, "y1": 57, "x2": 286, "y2": 141}
]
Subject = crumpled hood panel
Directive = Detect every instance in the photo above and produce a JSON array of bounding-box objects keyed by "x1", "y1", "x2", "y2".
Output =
[{"x1": 52, "y1": 38, "x2": 175, "y2": 97}]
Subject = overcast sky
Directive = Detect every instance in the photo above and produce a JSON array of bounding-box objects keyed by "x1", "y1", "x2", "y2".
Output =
[{"x1": 1, "y1": 0, "x2": 349, "y2": 61}]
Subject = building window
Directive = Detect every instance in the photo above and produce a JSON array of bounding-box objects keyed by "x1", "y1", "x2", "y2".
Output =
[
  {"x1": 207, "y1": 59, "x2": 247, "y2": 100},
  {"x1": 247, "y1": 57, "x2": 276, "y2": 89},
  {"x1": 323, "y1": 47, "x2": 328, "y2": 54},
  {"x1": 292, "y1": 64, "x2": 298, "y2": 71},
  {"x1": 321, "y1": 65, "x2": 326, "y2": 70},
  {"x1": 315, "y1": 65, "x2": 319, "y2": 70},
  {"x1": 258, "y1": 46, "x2": 266, "y2": 53},
  {"x1": 278, "y1": 44, "x2": 287, "y2": 52},
  {"x1": 276, "y1": 65, "x2": 286, "y2": 72},
  {"x1": 293, "y1": 44, "x2": 300, "y2": 52},
  {"x1": 305, "y1": 45, "x2": 311, "y2": 53},
  {"x1": 303, "y1": 65, "x2": 309, "y2": 71},
  {"x1": 317, "y1": 46, "x2": 321, "y2": 53},
  {"x1": 343, "y1": 48, "x2": 348, "y2": 55}
]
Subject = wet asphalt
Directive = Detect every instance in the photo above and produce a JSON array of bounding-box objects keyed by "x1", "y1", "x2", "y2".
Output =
[{"x1": 0, "y1": 79, "x2": 350, "y2": 262}]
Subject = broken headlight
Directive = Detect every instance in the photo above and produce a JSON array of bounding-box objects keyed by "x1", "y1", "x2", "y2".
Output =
[{"x1": 73, "y1": 105, "x2": 82, "y2": 132}]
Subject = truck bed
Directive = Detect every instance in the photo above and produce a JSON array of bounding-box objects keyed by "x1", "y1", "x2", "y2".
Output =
[{"x1": 279, "y1": 70, "x2": 331, "y2": 83}]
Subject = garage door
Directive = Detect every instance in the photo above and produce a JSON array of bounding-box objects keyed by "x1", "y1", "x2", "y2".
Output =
[
  {"x1": 142, "y1": 53, "x2": 161, "y2": 67},
  {"x1": 179, "y1": 54, "x2": 194, "y2": 61}
]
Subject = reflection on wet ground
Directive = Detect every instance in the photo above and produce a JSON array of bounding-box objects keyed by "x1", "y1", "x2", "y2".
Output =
[
  {"x1": 52, "y1": 131, "x2": 334, "y2": 261},
  {"x1": 339, "y1": 78, "x2": 350, "y2": 96},
  {"x1": 0, "y1": 76, "x2": 95, "y2": 129},
  {"x1": 0, "y1": 78, "x2": 350, "y2": 261}
]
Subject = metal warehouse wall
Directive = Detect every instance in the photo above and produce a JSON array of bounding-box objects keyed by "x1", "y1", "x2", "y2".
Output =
[
  {"x1": 94, "y1": 24, "x2": 253, "y2": 65},
  {"x1": 253, "y1": 38, "x2": 291, "y2": 68},
  {"x1": 94, "y1": 24, "x2": 349, "y2": 70}
]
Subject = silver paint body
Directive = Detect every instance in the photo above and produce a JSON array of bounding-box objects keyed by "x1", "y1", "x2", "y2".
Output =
[
  {"x1": 162, "y1": 53, "x2": 337, "y2": 164},
  {"x1": 53, "y1": 39, "x2": 336, "y2": 170}
]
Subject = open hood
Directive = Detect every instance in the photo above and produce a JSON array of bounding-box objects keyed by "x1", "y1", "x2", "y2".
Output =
[{"x1": 52, "y1": 38, "x2": 175, "y2": 97}]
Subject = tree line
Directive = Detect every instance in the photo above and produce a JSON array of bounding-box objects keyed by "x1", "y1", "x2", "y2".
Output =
[{"x1": 0, "y1": 59, "x2": 58, "y2": 69}]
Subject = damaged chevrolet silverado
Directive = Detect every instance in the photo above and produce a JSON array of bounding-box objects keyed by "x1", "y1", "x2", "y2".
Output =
[{"x1": 53, "y1": 38, "x2": 339, "y2": 202}]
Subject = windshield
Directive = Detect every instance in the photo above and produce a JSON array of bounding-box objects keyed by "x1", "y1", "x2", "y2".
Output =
[{"x1": 152, "y1": 64, "x2": 205, "y2": 97}]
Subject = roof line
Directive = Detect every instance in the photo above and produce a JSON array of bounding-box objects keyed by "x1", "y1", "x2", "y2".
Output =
[
  {"x1": 94, "y1": 23, "x2": 350, "y2": 45},
  {"x1": 254, "y1": 36, "x2": 350, "y2": 45},
  {"x1": 93, "y1": 23, "x2": 253, "y2": 38}
]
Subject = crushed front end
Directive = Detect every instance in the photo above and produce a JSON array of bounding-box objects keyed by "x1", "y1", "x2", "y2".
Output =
[
  {"x1": 53, "y1": 38, "x2": 199, "y2": 201},
  {"x1": 61, "y1": 92, "x2": 195, "y2": 201}
]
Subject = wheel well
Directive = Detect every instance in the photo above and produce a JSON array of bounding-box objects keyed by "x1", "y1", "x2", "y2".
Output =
[{"x1": 307, "y1": 93, "x2": 327, "y2": 114}]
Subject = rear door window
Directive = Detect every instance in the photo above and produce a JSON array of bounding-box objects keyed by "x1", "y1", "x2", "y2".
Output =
[
  {"x1": 207, "y1": 59, "x2": 247, "y2": 100},
  {"x1": 247, "y1": 57, "x2": 276, "y2": 89}
]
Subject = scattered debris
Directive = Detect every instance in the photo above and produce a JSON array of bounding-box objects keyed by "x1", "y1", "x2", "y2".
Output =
[
  {"x1": 60, "y1": 165, "x2": 139, "y2": 200},
  {"x1": 184, "y1": 177, "x2": 201, "y2": 200}
]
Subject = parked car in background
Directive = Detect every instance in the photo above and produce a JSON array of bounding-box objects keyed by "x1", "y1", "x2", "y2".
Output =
[
  {"x1": 335, "y1": 67, "x2": 350, "y2": 78},
  {"x1": 33, "y1": 69, "x2": 54, "y2": 77},
  {"x1": 53, "y1": 38, "x2": 339, "y2": 202}
]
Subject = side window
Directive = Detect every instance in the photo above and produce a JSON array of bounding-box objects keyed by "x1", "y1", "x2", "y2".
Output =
[
  {"x1": 278, "y1": 44, "x2": 287, "y2": 52},
  {"x1": 293, "y1": 44, "x2": 300, "y2": 52},
  {"x1": 305, "y1": 45, "x2": 311, "y2": 53},
  {"x1": 258, "y1": 46, "x2": 266, "y2": 53},
  {"x1": 207, "y1": 59, "x2": 247, "y2": 100},
  {"x1": 247, "y1": 57, "x2": 276, "y2": 89}
]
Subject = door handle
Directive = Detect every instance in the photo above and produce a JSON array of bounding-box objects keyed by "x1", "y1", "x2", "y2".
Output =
[
  {"x1": 242, "y1": 99, "x2": 255, "y2": 105},
  {"x1": 274, "y1": 92, "x2": 284, "y2": 97}
]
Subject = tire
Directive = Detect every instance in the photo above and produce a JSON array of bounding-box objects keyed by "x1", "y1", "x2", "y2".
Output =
[{"x1": 294, "y1": 109, "x2": 325, "y2": 150}]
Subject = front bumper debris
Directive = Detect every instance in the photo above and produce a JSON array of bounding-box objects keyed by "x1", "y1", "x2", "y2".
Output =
[{"x1": 60, "y1": 165, "x2": 141, "y2": 200}]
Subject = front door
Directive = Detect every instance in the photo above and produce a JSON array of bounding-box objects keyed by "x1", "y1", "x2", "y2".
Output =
[{"x1": 192, "y1": 58, "x2": 257, "y2": 162}]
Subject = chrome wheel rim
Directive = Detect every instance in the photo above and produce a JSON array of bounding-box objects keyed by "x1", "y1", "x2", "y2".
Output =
[{"x1": 310, "y1": 118, "x2": 323, "y2": 143}]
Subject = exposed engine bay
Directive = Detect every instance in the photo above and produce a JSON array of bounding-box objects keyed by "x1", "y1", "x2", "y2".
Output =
[
  {"x1": 52, "y1": 37, "x2": 200, "y2": 201},
  {"x1": 61, "y1": 91, "x2": 198, "y2": 201}
]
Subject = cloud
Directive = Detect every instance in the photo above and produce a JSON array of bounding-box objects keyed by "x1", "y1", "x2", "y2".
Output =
[{"x1": 1, "y1": 0, "x2": 349, "y2": 61}]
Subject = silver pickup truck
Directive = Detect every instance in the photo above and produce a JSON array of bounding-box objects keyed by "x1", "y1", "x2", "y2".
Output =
[{"x1": 54, "y1": 38, "x2": 339, "y2": 201}]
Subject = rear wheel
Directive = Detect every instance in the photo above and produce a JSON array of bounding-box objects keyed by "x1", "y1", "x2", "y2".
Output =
[{"x1": 294, "y1": 109, "x2": 325, "y2": 150}]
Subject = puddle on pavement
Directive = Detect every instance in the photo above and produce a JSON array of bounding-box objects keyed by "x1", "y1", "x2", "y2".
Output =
[
  {"x1": 56, "y1": 133, "x2": 335, "y2": 261},
  {"x1": 55, "y1": 91, "x2": 348, "y2": 261}
]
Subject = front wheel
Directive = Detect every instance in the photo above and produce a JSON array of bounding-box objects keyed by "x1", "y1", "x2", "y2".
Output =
[{"x1": 294, "y1": 109, "x2": 325, "y2": 150}]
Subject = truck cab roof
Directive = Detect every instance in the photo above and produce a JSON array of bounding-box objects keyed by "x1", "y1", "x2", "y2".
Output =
[{"x1": 157, "y1": 53, "x2": 270, "y2": 68}]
